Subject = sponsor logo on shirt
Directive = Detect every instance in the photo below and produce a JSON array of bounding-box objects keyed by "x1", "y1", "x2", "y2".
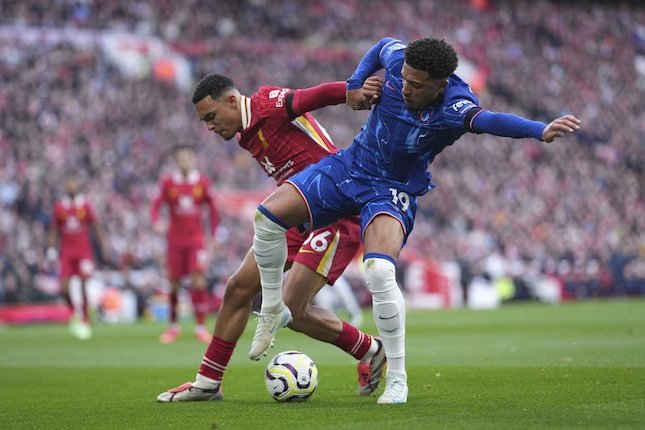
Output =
[
  {"x1": 260, "y1": 156, "x2": 276, "y2": 175},
  {"x1": 260, "y1": 156, "x2": 294, "y2": 181},
  {"x1": 451, "y1": 99, "x2": 476, "y2": 115},
  {"x1": 274, "y1": 88, "x2": 289, "y2": 108}
]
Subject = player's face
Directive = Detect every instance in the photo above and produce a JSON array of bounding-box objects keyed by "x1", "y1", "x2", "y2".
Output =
[
  {"x1": 174, "y1": 149, "x2": 195, "y2": 171},
  {"x1": 401, "y1": 62, "x2": 447, "y2": 111},
  {"x1": 64, "y1": 177, "x2": 78, "y2": 195},
  {"x1": 195, "y1": 94, "x2": 242, "y2": 141}
]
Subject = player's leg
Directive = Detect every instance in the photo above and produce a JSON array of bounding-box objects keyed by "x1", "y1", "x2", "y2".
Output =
[
  {"x1": 60, "y1": 274, "x2": 82, "y2": 338},
  {"x1": 59, "y1": 254, "x2": 74, "y2": 316},
  {"x1": 249, "y1": 183, "x2": 309, "y2": 359},
  {"x1": 284, "y1": 262, "x2": 385, "y2": 395},
  {"x1": 157, "y1": 249, "x2": 261, "y2": 402},
  {"x1": 60, "y1": 277, "x2": 74, "y2": 317},
  {"x1": 75, "y1": 275, "x2": 92, "y2": 340},
  {"x1": 362, "y1": 214, "x2": 408, "y2": 404},
  {"x1": 160, "y1": 245, "x2": 182, "y2": 343},
  {"x1": 188, "y1": 246, "x2": 210, "y2": 342},
  {"x1": 250, "y1": 154, "x2": 355, "y2": 359}
]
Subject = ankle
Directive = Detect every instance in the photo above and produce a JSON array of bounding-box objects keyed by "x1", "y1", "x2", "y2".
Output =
[{"x1": 195, "y1": 373, "x2": 220, "y2": 389}]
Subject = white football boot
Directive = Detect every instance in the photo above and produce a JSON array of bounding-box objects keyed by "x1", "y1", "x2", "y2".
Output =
[
  {"x1": 248, "y1": 305, "x2": 292, "y2": 360},
  {"x1": 157, "y1": 382, "x2": 223, "y2": 402},
  {"x1": 377, "y1": 371, "x2": 408, "y2": 404}
]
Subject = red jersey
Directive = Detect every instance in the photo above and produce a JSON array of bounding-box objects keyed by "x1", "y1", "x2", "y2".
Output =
[
  {"x1": 150, "y1": 170, "x2": 219, "y2": 246},
  {"x1": 237, "y1": 85, "x2": 340, "y2": 184},
  {"x1": 52, "y1": 195, "x2": 96, "y2": 257}
]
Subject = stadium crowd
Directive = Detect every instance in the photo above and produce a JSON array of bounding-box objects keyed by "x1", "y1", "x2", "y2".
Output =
[{"x1": 0, "y1": 0, "x2": 643, "y2": 305}]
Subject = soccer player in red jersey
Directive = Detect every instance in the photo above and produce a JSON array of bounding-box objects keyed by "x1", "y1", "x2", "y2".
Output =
[
  {"x1": 151, "y1": 145, "x2": 219, "y2": 344},
  {"x1": 48, "y1": 176, "x2": 107, "y2": 340},
  {"x1": 156, "y1": 74, "x2": 385, "y2": 402}
]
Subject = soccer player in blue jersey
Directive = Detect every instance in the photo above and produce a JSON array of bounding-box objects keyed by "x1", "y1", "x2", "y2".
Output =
[{"x1": 249, "y1": 37, "x2": 581, "y2": 403}]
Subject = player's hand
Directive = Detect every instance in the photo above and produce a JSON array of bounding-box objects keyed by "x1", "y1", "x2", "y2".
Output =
[
  {"x1": 542, "y1": 115, "x2": 581, "y2": 143},
  {"x1": 362, "y1": 76, "x2": 383, "y2": 107},
  {"x1": 153, "y1": 221, "x2": 166, "y2": 235},
  {"x1": 347, "y1": 88, "x2": 370, "y2": 110}
]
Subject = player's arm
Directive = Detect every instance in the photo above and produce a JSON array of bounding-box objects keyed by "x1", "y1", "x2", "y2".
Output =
[
  {"x1": 202, "y1": 183, "x2": 219, "y2": 238},
  {"x1": 285, "y1": 81, "x2": 346, "y2": 119},
  {"x1": 47, "y1": 210, "x2": 59, "y2": 262},
  {"x1": 346, "y1": 37, "x2": 396, "y2": 110},
  {"x1": 150, "y1": 182, "x2": 166, "y2": 234},
  {"x1": 467, "y1": 109, "x2": 581, "y2": 142}
]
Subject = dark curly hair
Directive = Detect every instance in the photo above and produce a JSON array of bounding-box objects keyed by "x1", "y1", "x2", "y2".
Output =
[
  {"x1": 192, "y1": 73, "x2": 236, "y2": 104},
  {"x1": 405, "y1": 38, "x2": 458, "y2": 80}
]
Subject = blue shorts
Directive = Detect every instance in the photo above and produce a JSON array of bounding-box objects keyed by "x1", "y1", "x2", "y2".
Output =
[{"x1": 286, "y1": 153, "x2": 418, "y2": 246}]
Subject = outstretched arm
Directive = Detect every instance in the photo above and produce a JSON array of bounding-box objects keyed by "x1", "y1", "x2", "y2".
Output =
[
  {"x1": 286, "y1": 82, "x2": 346, "y2": 118},
  {"x1": 470, "y1": 110, "x2": 581, "y2": 142},
  {"x1": 286, "y1": 78, "x2": 384, "y2": 117}
]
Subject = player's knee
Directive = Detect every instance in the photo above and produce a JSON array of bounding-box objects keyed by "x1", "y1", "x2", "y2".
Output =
[
  {"x1": 254, "y1": 206, "x2": 287, "y2": 239},
  {"x1": 286, "y1": 301, "x2": 315, "y2": 333},
  {"x1": 363, "y1": 256, "x2": 397, "y2": 294},
  {"x1": 223, "y1": 275, "x2": 255, "y2": 307}
]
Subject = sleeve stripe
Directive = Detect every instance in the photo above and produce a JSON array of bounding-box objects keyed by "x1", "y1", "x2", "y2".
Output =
[
  {"x1": 465, "y1": 107, "x2": 485, "y2": 132},
  {"x1": 285, "y1": 92, "x2": 296, "y2": 119}
]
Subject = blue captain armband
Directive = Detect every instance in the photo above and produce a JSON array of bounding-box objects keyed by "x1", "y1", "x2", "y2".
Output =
[{"x1": 467, "y1": 109, "x2": 547, "y2": 141}]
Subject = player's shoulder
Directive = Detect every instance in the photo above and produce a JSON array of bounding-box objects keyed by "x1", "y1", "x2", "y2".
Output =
[
  {"x1": 379, "y1": 37, "x2": 406, "y2": 68},
  {"x1": 441, "y1": 74, "x2": 480, "y2": 117},
  {"x1": 253, "y1": 85, "x2": 290, "y2": 105},
  {"x1": 198, "y1": 174, "x2": 211, "y2": 187},
  {"x1": 443, "y1": 74, "x2": 478, "y2": 104},
  {"x1": 249, "y1": 85, "x2": 293, "y2": 121}
]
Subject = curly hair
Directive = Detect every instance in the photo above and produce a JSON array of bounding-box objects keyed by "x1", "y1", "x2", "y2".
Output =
[
  {"x1": 405, "y1": 38, "x2": 459, "y2": 80},
  {"x1": 192, "y1": 73, "x2": 236, "y2": 104}
]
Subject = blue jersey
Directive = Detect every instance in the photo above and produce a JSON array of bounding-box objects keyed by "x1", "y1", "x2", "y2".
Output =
[{"x1": 345, "y1": 38, "x2": 482, "y2": 196}]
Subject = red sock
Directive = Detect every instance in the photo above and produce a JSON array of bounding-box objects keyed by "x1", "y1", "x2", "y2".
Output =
[
  {"x1": 199, "y1": 336, "x2": 236, "y2": 381},
  {"x1": 169, "y1": 290, "x2": 178, "y2": 324},
  {"x1": 333, "y1": 321, "x2": 373, "y2": 360},
  {"x1": 191, "y1": 289, "x2": 209, "y2": 326}
]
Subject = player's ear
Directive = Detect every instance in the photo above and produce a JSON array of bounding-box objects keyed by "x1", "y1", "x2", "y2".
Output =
[{"x1": 227, "y1": 94, "x2": 238, "y2": 110}]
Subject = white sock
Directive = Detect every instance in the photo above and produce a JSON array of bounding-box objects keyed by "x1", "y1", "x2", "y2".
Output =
[
  {"x1": 194, "y1": 373, "x2": 219, "y2": 389},
  {"x1": 359, "y1": 336, "x2": 379, "y2": 363},
  {"x1": 364, "y1": 256, "x2": 406, "y2": 375},
  {"x1": 253, "y1": 207, "x2": 288, "y2": 313}
]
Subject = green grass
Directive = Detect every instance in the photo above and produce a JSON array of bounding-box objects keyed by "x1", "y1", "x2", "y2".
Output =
[{"x1": 1, "y1": 300, "x2": 644, "y2": 429}]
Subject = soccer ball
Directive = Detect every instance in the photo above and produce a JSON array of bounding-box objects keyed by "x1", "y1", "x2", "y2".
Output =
[{"x1": 264, "y1": 351, "x2": 318, "y2": 402}]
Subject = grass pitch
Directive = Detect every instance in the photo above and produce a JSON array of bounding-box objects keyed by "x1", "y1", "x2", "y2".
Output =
[{"x1": 1, "y1": 300, "x2": 644, "y2": 429}]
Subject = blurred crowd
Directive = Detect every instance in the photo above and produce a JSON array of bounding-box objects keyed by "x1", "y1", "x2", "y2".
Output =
[{"x1": 0, "y1": 0, "x2": 643, "y2": 304}]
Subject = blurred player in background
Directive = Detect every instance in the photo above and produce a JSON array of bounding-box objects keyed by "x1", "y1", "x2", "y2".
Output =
[
  {"x1": 156, "y1": 74, "x2": 385, "y2": 402},
  {"x1": 250, "y1": 36, "x2": 582, "y2": 403},
  {"x1": 314, "y1": 274, "x2": 364, "y2": 328},
  {"x1": 47, "y1": 176, "x2": 107, "y2": 340},
  {"x1": 151, "y1": 145, "x2": 219, "y2": 344}
]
